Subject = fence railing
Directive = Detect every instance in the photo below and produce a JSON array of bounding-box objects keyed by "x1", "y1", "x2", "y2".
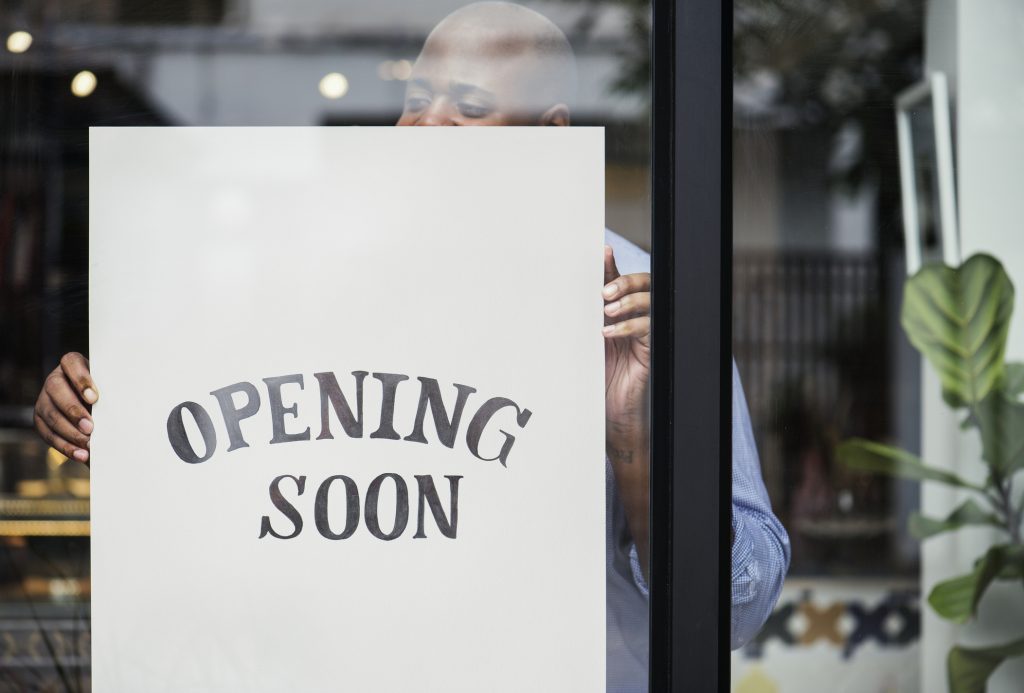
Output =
[{"x1": 733, "y1": 250, "x2": 901, "y2": 575}]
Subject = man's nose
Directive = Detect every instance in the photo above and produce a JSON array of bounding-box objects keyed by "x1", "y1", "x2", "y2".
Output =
[{"x1": 417, "y1": 98, "x2": 457, "y2": 126}]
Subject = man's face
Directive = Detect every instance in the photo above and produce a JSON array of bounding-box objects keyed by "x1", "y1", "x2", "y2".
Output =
[{"x1": 396, "y1": 26, "x2": 565, "y2": 127}]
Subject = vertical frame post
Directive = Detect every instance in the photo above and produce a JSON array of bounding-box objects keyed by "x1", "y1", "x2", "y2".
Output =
[{"x1": 650, "y1": 0, "x2": 731, "y2": 690}]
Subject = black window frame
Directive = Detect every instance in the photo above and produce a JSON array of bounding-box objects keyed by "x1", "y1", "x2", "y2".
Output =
[{"x1": 650, "y1": 0, "x2": 731, "y2": 690}]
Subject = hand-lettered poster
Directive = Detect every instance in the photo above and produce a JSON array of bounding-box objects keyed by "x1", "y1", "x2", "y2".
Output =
[{"x1": 89, "y1": 127, "x2": 605, "y2": 691}]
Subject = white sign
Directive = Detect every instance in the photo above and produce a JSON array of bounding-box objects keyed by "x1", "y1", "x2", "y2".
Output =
[{"x1": 89, "y1": 127, "x2": 606, "y2": 691}]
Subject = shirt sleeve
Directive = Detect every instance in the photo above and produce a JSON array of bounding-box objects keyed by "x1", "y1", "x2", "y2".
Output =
[
  {"x1": 730, "y1": 361, "x2": 790, "y2": 649},
  {"x1": 628, "y1": 542, "x2": 648, "y2": 597},
  {"x1": 618, "y1": 364, "x2": 789, "y2": 646},
  {"x1": 601, "y1": 232, "x2": 788, "y2": 646}
]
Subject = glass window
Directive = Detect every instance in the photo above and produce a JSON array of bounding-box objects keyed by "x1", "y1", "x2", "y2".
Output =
[
  {"x1": 2, "y1": 1, "x2": 656, "y2": 689},
  {"x1": 733, "y1": 1, "x2": 1024, "y2": 691}
]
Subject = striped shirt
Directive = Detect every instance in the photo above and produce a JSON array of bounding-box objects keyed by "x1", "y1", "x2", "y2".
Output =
[{"x1": 604, "y1": 229, "x2": 791, "y2": 691}]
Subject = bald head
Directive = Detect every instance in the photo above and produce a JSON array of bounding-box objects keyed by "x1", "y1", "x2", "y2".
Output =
[{"x1": 397, "y1": 2, "x2": 577, "y2": 126}]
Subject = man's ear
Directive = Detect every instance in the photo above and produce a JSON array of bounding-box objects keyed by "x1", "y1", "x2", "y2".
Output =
[{"x1": 540, "y1": 104, "x2": 570, "y2": 126}]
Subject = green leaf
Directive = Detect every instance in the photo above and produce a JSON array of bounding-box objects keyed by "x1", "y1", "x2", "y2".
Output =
[
  {"x1": 973, "y1": 545, "x2": 1024, "y2": 580},
  {"x1": 909, "y1": 499, "x2": 1002, "y2": 540},
  {"x1": 901, "y1": 254, "x2": 1014, "y2": 408},
  {"x1": 1002, "y1": 362, "x2": 1024, "y2": 398},
  {"x1": 929, "y1": 545, "x2": 1019, "y2": 623},
  {"x1": 949, "y1": 637, "x2": 1024, "y2": 693},
  {"x1": 974, "y1": 390, "x2": 1024, "y2": 475},
  {"x1": 837, "y1": 438, "x2": 984, "y2": 491},
  {"x1": 929, "y1": 572, "x2": 979, "y2": 623}
]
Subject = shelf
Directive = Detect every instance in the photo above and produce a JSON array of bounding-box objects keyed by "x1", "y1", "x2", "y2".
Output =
[
  {"x1": 0, "y1": 496, "x2": 90, "y2": 537},
  {"x1": 0, "y1": 520, "x2": 90, "y2": 537}
]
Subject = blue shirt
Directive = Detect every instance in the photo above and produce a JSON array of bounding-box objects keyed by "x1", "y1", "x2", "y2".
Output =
[{"x1": 604, "y1": 230, "x2": 791, "y2": 691}]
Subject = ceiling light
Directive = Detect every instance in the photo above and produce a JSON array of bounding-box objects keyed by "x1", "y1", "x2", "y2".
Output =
[
  {"x1": 319, "y1": 72, "x2": 349, "y2": 99},
  {"x1": 6, "y1": 31, "x2": 33, "y2": 54},
  {"x1": 71, "y1": 70, "x2": 97, "y2": 98}
]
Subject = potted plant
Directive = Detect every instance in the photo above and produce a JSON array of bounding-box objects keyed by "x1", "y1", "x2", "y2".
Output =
[{"x1": 838, "y1": 254, "x2": 1024, "y2": 693}]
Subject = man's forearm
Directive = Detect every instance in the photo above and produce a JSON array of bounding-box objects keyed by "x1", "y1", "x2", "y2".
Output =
[{"x1": 607, "y1": 433, "x2": 650, "y2": 584}]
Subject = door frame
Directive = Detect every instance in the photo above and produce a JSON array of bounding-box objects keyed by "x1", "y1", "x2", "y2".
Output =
[{"x1": 649, "y1": 0, "x2": 732, "y2": 689}]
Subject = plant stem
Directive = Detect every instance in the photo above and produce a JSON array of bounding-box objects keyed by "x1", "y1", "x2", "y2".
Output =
[
  {"x1": 966, "y1": 402, "x2": 1022, "y2": 543},
  {"x1": 995, "y1": 478, "x2": 1021, "y2": 545}
]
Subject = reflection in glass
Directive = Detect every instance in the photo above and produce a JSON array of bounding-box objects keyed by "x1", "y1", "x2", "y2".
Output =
[
  {"x1": 735, "y1": 0, "x2": 1024, "y2": 690},
  {"x1": 734, "y1": 0, "x2": 927, "y2": 689},
  {"x1": 0, "y1": 1, "x2": 654, "y2": 689}
]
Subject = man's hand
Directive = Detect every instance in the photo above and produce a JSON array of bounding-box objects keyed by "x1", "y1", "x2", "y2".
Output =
[
  {"x1": 602, "y1": 245, "x2": 651, "y2": 441},
  {"x1": 33, "y1": 352, "x2": 97, "y2": 464},
  {"x1": 602, "y1": 245, "x2": 651, "y2": 581}
]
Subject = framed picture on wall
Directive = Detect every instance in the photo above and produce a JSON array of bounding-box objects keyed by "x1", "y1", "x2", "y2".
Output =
[{"x1": 896, "y1": 71, "x2": 961, "y2": 275}]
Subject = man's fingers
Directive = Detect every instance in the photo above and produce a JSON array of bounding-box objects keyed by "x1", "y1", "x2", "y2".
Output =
[
  {"x1": 59, "y1": 352, "x2": 98, "y2": 404},
  {"x1": 603, "y1": 272, "x2": 651, "y2": 302},
  {"x1": 33, "y1": 402, "x2": 89, "y2": 464},
  {"x1": 38, "y1": 399, "x2": 91, "y2": 451},
  {"x1": 45, "y1": 369, "x2": 93, "y2": 429},
  {"x1": 604, "y1": 292, "x2": 650, "y2": 320},
  {"x1": 35, "y1": 388, "x2": 91, "y2": 448},
  {"x1": 32, "y1": 353, "x2": 95, "y2": 466},
  {"x1": 604, "y1": 245, "x2": 621, "y2": 285},
  {"x1": 602, "y1": 316, "x2": 650, "y2": 340}
]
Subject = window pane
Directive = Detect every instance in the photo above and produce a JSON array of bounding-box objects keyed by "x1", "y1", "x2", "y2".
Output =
[
  {"x1": 1, "y1": 1, "x2": 653, "y2": 689},
  {"x1": 733, "y1": 1, "x2": 1024, "y2": 690}
]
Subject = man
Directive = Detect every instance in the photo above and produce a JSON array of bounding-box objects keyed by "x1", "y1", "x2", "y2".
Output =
[{"x1": 33, "y1": 2, "x2": 789, "y2": 690}]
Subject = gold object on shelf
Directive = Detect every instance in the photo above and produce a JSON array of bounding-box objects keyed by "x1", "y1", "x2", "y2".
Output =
[
  {"x1": 0, "y1": 520, "x2": 90, "y2": 537},
  {"x1": 22, "y1": 577, "x2": 91, "y2": 599},
  {"x1": 67, "y1": 478, "x2": 90, "y2": 498},
  {"x1": 15, "y1": 480, "x2": 48, "y2": 498},
  {"x1": 1, "y1": 442, "x2": 90, "y2": 539},
  {"x1": 0, "y1": 495, "x2": 90, "y2": 536},
  {"x1": 0, "y1": 498, "x2": 90, "y2": 516}
]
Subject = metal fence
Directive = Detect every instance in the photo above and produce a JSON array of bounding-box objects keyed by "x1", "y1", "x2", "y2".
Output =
[{"x1": 733, "y1": 250, "x2": 902, "y2": 575}]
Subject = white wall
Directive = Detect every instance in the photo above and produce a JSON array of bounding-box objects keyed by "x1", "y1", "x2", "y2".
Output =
[
  {"x1": 952, "y1": 5, "x2": 1024, "y2": 689},
  {"x1": 922, "y1": 1, "x2": 1024, "y2": 690}
]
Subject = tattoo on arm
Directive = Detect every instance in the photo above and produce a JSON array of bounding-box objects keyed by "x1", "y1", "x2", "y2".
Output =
[{"x1": 607, "y1": 445, "x2": 635, "y2": 465}]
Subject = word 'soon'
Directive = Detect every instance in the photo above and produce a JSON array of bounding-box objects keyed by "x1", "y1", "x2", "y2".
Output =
[{"x1": 259, "y1": 473, "x2": 463, "y2": 541}]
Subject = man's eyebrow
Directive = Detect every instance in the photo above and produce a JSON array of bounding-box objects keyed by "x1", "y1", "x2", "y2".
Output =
[
  {"x1": 449, "y1": 81, "x2": 495, "y2": 102},
  {"x1": 407, "y1": 78, "x2": 433, "y2": 92}
]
